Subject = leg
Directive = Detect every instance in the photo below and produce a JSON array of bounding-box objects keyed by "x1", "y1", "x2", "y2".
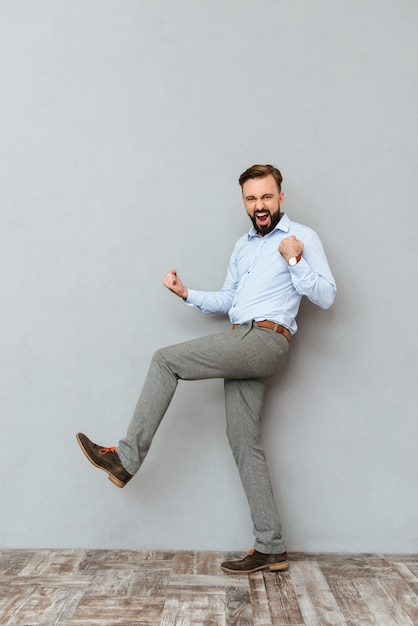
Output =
[
  {"x1": 224, "y1": 377, "x2": 286, "y2": 554},
  {"x1": 118, "y1": 323, "x2": 288, "y2": 475}
]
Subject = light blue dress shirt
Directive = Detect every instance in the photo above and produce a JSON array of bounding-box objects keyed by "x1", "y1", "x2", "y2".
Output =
[{"x1": 185, "y1": 213, "x2": 336, "y2": 334}]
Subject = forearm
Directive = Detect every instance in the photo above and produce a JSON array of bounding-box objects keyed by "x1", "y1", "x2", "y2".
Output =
[
  {"x1": 185, "y1": 288, "x2": 234, "y2": 315},
  {"x1": 289, "y1": 258, "x2": 336, "y2": 308},
  {"x1": 283, "y1": 230, "x2": 336, "y2": 309}
]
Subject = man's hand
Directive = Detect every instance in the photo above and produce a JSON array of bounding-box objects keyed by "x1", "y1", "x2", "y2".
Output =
[
  {"x1": 163, "y1": 270, "x2": 188, "y2": 299},
  {"x1": 278, "y1": 236, "x2": 304, "y2": 262}
]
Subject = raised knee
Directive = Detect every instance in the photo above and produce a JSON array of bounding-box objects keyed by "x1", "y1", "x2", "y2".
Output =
[
  {"x1": 151, "y1": 347, "x2": 179, "y2": 380},
  {"x1": 152, "y1": 346, "x2": 172, "y2": 367}
]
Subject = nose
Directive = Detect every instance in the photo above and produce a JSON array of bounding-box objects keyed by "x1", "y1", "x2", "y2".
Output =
[{"x1": 255, "y1": 198, "x2": 266, "y2": 210}]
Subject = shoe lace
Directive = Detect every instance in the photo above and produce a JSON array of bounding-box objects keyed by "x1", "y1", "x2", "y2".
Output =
[
  {"x1": 247, "y1": 548, "x2": 255, "y2": 556},
  {"x1": 99, "y1": 446, "x2": 117, "y2": 455}
]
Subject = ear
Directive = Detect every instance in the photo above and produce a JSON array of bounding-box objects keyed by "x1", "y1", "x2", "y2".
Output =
[{"x1": 279, "y1": 192, "x2": 284, "y2": 205}]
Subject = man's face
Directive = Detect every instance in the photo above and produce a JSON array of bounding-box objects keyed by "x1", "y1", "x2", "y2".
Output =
[{"x1": 242, "y1": 174, "x2": 284, "y2": 235}]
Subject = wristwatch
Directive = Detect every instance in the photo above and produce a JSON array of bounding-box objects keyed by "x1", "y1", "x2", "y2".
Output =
[{"x1": 288, "y1": 254, "x2": 302, "y2": 267}]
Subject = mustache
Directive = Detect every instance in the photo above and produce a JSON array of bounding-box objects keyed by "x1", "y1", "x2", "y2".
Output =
[{"x1": 249, "y1": 210, "x2": 283, "y2": 234}]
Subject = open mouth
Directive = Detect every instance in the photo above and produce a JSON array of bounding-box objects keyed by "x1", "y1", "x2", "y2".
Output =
[{"x1": 255, "y1": 211, "x2": 271, "y2": 225}]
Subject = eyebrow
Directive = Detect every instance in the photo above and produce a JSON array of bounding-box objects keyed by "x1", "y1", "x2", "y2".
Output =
[{"x1": 244, "y1": 193, "x2": 274, "y2": 200}]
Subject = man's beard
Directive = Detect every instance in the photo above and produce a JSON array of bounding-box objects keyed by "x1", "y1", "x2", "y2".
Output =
[{"x1": 250, "y1": 210, "x2": 283, "y2": 235}]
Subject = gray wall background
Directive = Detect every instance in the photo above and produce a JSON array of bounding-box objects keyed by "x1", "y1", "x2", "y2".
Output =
[{"x1": 1, "y1": 0, "x2": 417, "y2": 553}]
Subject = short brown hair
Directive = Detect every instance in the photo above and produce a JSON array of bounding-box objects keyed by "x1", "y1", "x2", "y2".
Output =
[{"x1": 239, "y1": 164, "x2": 283, "y2": 192}]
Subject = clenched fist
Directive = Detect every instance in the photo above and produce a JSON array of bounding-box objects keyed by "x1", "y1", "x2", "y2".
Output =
[
  {"x1": 278, "y1": 236, "x2": 304, "y2": 262},
  {"x1": 163, "y1": 270, "x2": 188, "y2": 300}
]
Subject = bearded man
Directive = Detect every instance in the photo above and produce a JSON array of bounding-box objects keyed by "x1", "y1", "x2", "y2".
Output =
[{"x1": 76, "y1": 164, "x2": 336, "y2": 574}]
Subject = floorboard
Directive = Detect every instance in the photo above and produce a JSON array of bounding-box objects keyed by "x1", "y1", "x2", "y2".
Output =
[{"x1": 0, "y1": 550, "x2": 417, "y2": 625}]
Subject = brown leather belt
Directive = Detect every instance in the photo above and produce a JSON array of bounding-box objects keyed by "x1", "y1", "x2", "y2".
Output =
[{"x1": 232, "y1": 320, "x2": 291, "y2": 342}]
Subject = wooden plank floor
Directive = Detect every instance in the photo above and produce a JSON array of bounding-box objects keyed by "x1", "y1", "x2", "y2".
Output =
[{"x1": 0, "y1": 550, "x2": 417, "y2": 625}]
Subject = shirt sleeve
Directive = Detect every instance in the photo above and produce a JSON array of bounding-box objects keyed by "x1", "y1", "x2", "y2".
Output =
[
  {"x1": 185, "y1": 251, "x2": 238, "y2": 315},
  {"x1": 288, "y1": 231, "x2": 336, "y2": 309}
]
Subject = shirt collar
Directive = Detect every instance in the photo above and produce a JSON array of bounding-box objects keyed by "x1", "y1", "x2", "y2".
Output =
[{"x1": 247, "y1": 212, "x2": 290, "y2": 239}]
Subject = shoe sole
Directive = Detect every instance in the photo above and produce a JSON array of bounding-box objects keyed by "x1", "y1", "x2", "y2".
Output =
[
  {"x1": 76, "y1": 434, "x2": 126, "y2": 488},
  {"x1": 220, "y1": 560, "x2": 289, "y2": 574}
]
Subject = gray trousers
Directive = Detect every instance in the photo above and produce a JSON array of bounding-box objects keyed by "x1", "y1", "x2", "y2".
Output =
[{"x1": 117, "y1": 320, "x2": 289, "y2": 553}]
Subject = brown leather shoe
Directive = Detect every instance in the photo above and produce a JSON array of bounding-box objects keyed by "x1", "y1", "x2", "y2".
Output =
[
  {"x1": 220, "y1": 548, "x2": 289, "y2": 574},
  {"x1": 76, "y1": 433, "x2": 132, "y2": 488}
]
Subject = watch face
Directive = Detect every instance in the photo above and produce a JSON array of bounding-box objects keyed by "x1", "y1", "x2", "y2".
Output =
[{"x1": 288, "y1": 257, "x2": 297, "y2": 266}]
